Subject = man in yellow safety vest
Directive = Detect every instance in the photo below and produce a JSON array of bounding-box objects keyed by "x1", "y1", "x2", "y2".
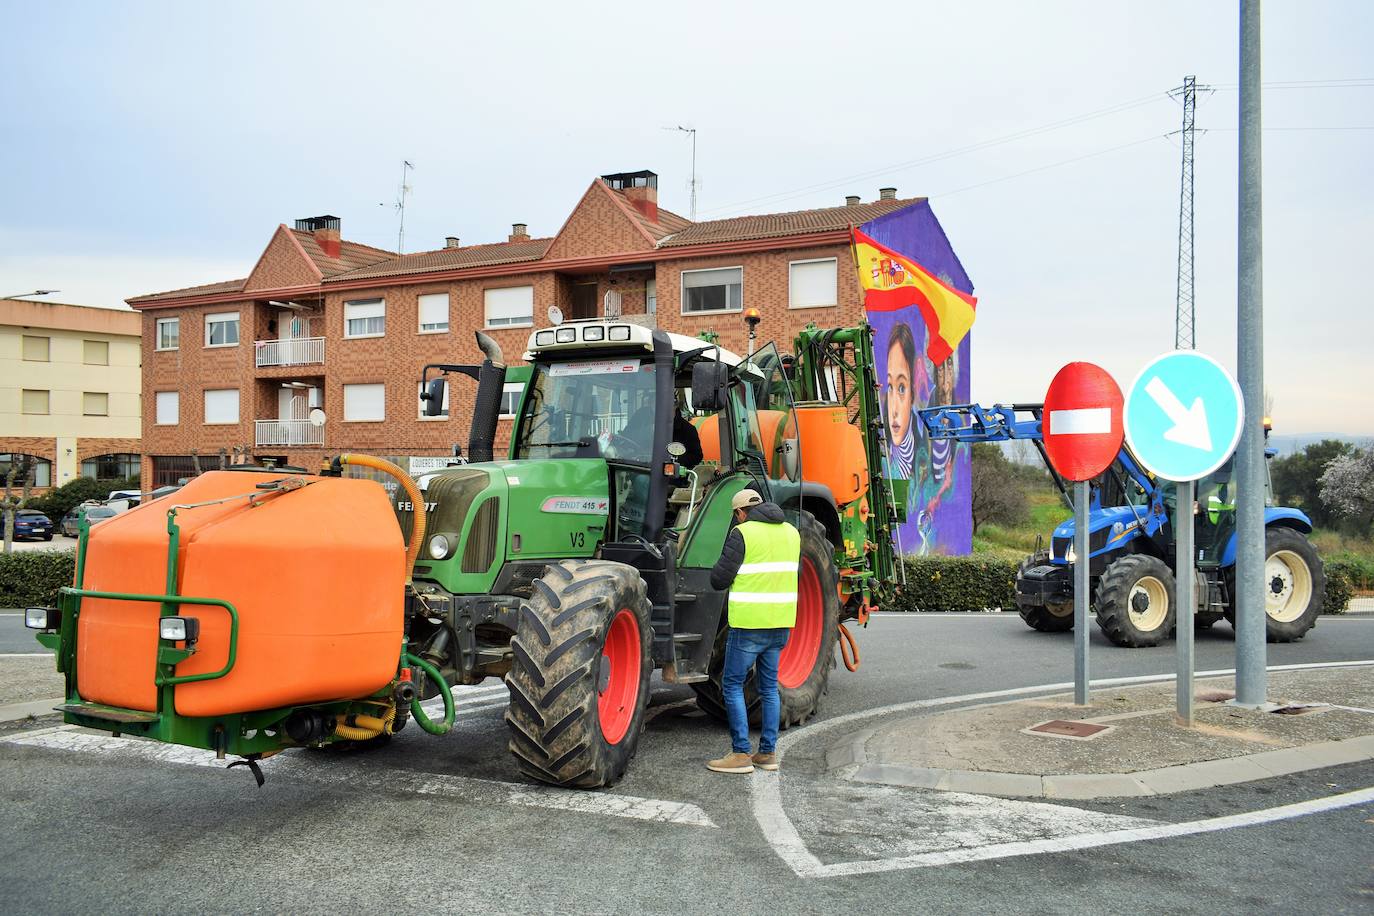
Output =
[{"x1": 706, "y1": 488, "x2": 801, "y2": 774}]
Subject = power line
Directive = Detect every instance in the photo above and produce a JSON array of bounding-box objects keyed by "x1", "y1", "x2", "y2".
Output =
[
  {"x1": 698, "y1": 90, "x2": 1173, "y2": 216},
  {"x1": 929, "y1": 134, "x2": 1168, "y2": 199}
]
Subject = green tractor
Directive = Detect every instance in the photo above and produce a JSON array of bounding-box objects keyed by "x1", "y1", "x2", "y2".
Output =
[{"x1": 31, "y1": 320, "x2": 900, "y2": 788}]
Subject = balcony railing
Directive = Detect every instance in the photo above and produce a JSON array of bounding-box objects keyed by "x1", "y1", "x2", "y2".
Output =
[
  {"x1": 256, "y1": 337, "x2": 325, "y2": 368},
  {"x1": 255, "y1": 418, "x2": 324, "y2": 447}
]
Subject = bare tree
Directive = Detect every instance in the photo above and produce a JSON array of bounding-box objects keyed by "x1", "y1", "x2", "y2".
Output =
[
  {"x1": 1, "y1": 456, "x2": 35, "y2": 555},
  {"x1": 190, "y1": 449, "x2": 203, "y2": 475},
  {"x1": 971, "y1": 443, "x2": 1029, "y2": 533}
]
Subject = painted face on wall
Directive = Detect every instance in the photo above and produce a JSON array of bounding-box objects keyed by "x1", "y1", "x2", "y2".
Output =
[
  {"x1": 933, "y1": 357, "x2": 955, "y2": 407},
  {"x1": 887, "y1": 338, "x2": 913, "y2": 445}
]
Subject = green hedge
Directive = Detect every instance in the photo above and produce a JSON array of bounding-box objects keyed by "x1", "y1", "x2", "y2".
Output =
[
  {"x1": 888, "y1": 556, "x2": 1019, "y2": 612},
  {"x1": 0, "y1": 550, "x2": 75, "y2": 608},
  {"x1": 888, "y1": 555, "x2": 1363, "y2": 614}
]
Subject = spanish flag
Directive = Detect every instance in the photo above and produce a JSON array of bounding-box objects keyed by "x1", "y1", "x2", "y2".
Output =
[{"x1": 852, "y1": 228, "x2": 977, "y2": 364}]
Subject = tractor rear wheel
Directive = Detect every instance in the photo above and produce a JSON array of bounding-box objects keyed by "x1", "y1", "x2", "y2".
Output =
[
  {"x1": 504, "y1": 559, "x2": 652, "y2": 788},
  {"x1": 1223, "y1": 527, "x2": 1326, "y2": 642},
  {"x1": 692, "y1": 511, "x2": 839, "y2": 729},
  {"x1": 1094, "y1": 554, "x2": 1176, "y2": 648}
]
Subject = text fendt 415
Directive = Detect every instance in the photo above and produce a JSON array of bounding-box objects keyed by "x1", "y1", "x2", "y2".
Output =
[
  {"x1": 920, "y1": 403, "x2": 1325, "y2": 648},
  {"x1": 29, "y1": 320, "x2": 901, "y2": 787}
]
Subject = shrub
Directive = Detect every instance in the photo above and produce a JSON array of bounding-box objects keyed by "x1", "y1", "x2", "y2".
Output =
[
  {"x1": 1324, "y1": 558, "x2": 1372, "y2": 615},
  {"x1": 887, "y1": 556, "x2": 1019, "y2": 612},
  {"x1": 0, "y1": 549, "x2": 76, "y2": 608},
  {"x1": 23, "y1": 475, "x2": 140, "y2": 522}
]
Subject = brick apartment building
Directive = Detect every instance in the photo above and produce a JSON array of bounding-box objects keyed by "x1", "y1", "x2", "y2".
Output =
[{"x1": 128, "y1": 170, "x2": 947, "y2": 485}]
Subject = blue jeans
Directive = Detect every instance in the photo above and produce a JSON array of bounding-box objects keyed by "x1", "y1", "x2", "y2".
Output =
[{"x1": 722, "y1": 627, "x2": 790, "y2": 754}]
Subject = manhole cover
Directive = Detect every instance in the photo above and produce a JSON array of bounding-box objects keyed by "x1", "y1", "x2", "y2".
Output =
[
  {"x1": 1026, "y1": 719, "x2": 1112, "y2": 740},
  {"x1": 1197, "y1": 690, "x2": 1236, "y2": 703}
]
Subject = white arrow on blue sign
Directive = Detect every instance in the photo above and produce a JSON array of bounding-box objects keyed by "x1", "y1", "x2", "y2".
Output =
[{"x1": 1123, "y1": 350, "x2": 1244, "y2": 482}]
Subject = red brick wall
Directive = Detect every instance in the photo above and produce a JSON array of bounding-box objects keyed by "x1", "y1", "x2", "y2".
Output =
[
  {"x1": 244, "y1": 227, "x2": 319, "y2": 291},
  {"x1": 544, "y1": 184, "x2": 653, "y2": 260}
]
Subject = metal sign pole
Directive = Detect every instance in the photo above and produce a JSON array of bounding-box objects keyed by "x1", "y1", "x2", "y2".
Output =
[
  {"x1": 1235, "y1": 0, "x2": 1267, "y2": 706},
  {"x1": 1176, "y1": 479, "x2": 1195, "y2": 723},
  {"x1": 1074, "y1": 479, "x2": 1090, "y2": 705}
]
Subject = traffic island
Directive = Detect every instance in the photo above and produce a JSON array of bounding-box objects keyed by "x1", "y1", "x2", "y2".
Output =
[{"x1": 829, "y1": 665, "x2": 1374, "y2": 799}]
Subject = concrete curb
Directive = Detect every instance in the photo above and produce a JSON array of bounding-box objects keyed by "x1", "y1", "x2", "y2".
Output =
[{"x1": 0, "y1": 698, "x2": 63, "y2": 724}]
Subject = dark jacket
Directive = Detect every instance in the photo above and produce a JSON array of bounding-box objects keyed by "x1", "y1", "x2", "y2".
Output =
[{"x1": 710, "y1": 501, "x2": 787, "y2": 591}]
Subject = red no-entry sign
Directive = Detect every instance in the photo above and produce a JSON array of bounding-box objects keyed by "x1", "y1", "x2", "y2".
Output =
[{"x1": 1043, "y1": 362, "x2": 1124, "y2": 482}]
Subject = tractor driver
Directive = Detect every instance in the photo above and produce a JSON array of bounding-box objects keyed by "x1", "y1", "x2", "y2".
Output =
[{"x1": 615, "y1": 397, "x2": 703, "y2": 469}]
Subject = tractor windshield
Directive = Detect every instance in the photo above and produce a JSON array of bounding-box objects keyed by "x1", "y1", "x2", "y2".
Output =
[{"x1": 514, "y1": 358, "x2": 657, "y2": 464}]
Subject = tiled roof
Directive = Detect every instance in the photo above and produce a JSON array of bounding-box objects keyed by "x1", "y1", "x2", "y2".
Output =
[
  {"x1": 289, "y1": 229, "x2": 395, "y2": 277},
  {"x1": 605, "y1": 188, "x2": 693, "y2": 242},
  {"x1": 657, "y1": 197, "x2": 923, "y2": 248},
  {"x1": 324, "y1": 237, "x2": 553, "y2": 283},
  {"x1": 128, "y1": 278, "x2": 247, "y2": 303}
]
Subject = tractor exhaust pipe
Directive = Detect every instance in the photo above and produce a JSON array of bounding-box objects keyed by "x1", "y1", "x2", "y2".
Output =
[{"x1": 467, "y1": 331, "x2": 506, "y2": 464}]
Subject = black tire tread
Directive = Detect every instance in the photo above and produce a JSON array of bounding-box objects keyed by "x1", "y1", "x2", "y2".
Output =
[{"x1": 1094, "y1": 554, "x2": 1176, "y2": 648}]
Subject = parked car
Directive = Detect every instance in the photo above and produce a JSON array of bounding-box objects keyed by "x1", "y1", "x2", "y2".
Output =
[
  {"x1": 11, "y1": 509, "x2": 54, "y2": 541},
  {"x1": 59, "y1": 505, "x2": 117, "y2": 537}
]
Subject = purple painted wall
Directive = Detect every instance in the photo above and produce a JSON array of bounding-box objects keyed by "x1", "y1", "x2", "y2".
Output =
[{"x1": 862, "y1": 201, "x2": 974, "y2": 556}]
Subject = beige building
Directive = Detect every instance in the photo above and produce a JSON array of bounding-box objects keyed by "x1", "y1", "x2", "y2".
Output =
[{"x1": 0, "y1": 299, "x2": 142, "y2": 493}]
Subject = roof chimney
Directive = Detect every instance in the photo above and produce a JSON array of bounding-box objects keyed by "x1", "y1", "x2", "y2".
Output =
[
  {"x1": 878, "y1": 187, "x2": 897, "y2": 201},
  {"x1": 601, "y1": 170, "x2": 659, "y2": 223},
  {"x1": 509, "y1": 223, "x2": 529, "y2": 242},
  {"x1": 845, "y1": 195, "x2": 861, "y2": 206},
  {"x1": 445, "y1": 236, "x2": 461, "y2": 249},
  {"x1": 295, "y1": 215, "x2": 341, "y2": 259}
]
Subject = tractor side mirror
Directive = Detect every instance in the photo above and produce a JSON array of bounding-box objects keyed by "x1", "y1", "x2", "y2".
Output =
[
  {"x1": 422, "y1": 377, "x2": 447, "y2": 417},
  {"x1": 691, "y1": 362, "x2": 729, "y2": 412}
]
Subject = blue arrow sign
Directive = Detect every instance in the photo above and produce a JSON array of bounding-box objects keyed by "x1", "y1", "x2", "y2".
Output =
[{"x1": 1124, "y1": 350, "x2": 1244, "y2": 482}]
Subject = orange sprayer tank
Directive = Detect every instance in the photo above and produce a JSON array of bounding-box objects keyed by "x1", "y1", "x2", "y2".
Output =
[
  {"x1": 795, "y1": 404, "x2": 869, "y2": 504},
  {"x1": 76, "y1": 471, "x2": 406, "y2": 717}
]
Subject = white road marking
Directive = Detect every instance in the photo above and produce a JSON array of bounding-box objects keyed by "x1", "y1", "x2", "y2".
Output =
[
  {"x1": 0, "y1": 653, "x2": 51, "y2": 658},
  {"x1": 1048, "y1": 407, "x2": 1112, "y2": 435},
  {"x1": 2, "y1": 726, "x2": 716, "y2": 829},
  {"x1": 753, "y1": 660, "x2": 1374, "y2": 878}
]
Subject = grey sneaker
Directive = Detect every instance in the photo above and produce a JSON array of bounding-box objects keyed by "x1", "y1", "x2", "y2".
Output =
[
  {"x1": 751, "y1": 752, "x2": 780, "y2": 771},
  {"x1": 707, "y1": 751, "x2": 755, "y2": 774}
]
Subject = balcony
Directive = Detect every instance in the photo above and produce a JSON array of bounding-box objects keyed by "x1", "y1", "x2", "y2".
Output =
[
  {"x1": 256, "y1": 337, "x2": 325, "y2": 368},
  {"x1": 255, "y1": 418, "x2": 324, "y2": 447}
]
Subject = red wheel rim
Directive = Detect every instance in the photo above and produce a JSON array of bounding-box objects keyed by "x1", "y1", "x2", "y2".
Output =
[
  {"x1": 598, "y1": 608, "x2": 641, "y2": 744},
  {"x1": 778, "y1": 558, "x2": 822, "y2": 690}
]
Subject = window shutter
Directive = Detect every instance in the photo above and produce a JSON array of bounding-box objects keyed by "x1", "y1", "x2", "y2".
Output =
[
  {"x1": 204, "y1": 389, "x2": 240, "y2": 424},
  {"x1": 344, "y1": 383, "x2": 386, "y2": 421},
  {"x1": 789, "y1": 259, "x2": 838, "y2": 308},
  {"x1": 156, "y1": 391, "x2": 180, "y2": 424},
  {"x1": 484, "y1": 286, "x2": 534, "y2": 326}
]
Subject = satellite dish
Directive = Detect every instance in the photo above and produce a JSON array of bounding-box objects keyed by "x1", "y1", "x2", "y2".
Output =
[
  {"x1": 547, "y1": 305, "x2": 564, "y2": 326},
  {"x1": 308, "y1": 408, "x2": 327, "y2": 428}
]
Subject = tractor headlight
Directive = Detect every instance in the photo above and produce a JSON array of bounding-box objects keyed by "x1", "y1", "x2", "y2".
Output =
[
  {"x1": 1065, "y1": 545, "x2": 1077, "y2": 565},
  {"x1": 582, "y1": 325, "x2": 604, "y2": 341},
  {"x1": 535, "y1": 330, "x2": 555, "y2": 346},
  {"x1": 555, "y1": 327, "x2": 577, "y2": 343},
  {"x1": 159, "y1": 616, "x2": 200, "y2": 643},
  {"x1": 25, "y1": 607, "x2": 59, "y2": 630},
  {"x1": 608, "y1": 325, "x2": 631, "y2": 341},
  {"x1": 428, "y1": 534, "x2": 453, "y2": 559}
]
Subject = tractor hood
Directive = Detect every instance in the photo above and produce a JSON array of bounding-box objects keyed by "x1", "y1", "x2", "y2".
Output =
[
  {"x1": 1049, "y1": 506, "x2": 1146, "y2": 565},
  {"x1": 397, "y1": 458, "x2": 610, "y2": 595}
]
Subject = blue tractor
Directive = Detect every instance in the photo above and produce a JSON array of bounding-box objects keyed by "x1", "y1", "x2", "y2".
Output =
[{"x1": 919, "y1": 404, "x2": 1326, "y2": 648}]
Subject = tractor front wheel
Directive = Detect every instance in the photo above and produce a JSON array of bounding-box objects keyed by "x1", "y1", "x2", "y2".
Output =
[
  {"x1": 693, "y1": 511, "x2": 839, "y2": 729},
  {"x1": 1094, "y1": 554, "x2": 1176, "y2": 648},
  {"x1": 504, "y1": 560, "x2": 652, "y2": 788}
]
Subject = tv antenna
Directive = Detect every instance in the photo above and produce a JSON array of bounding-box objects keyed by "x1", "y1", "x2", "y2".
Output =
[
  {"x1": 665, "y1": 126, "x2": 698, "y2": 219},
  {"x1": 382, "y1": 160, "x2": 415, "y2": 253}
]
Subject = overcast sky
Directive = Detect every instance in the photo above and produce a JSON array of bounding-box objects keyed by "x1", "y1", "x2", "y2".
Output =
[{"x1": 2, "y1": 1, "x2": 1370, "y2": 434}]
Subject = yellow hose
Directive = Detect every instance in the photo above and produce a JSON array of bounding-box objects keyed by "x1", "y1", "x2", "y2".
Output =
[
  {"x1": 333, "y1": 706, "x2": 396, "y2": 742},
  {"x1": 339, "y1": 454, "x2": 426, "y2": 574}
]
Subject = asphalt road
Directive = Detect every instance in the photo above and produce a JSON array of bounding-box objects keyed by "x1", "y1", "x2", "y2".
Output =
[
  {"x1": 1, "y1": 614, "x2": 53, "y2": 653},
  {"x1": 3, "y1": 613, "x2": 1373, "y2": 914}
]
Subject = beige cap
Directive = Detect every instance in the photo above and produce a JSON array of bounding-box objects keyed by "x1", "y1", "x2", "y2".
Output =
[{"x1": 731, "y1": 489, "x2": 763, "y2": 511}]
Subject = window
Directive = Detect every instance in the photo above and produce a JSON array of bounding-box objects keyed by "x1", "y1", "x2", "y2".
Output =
[
  {"x1": 0, "y1": 453, "x2": 52, "y2": 488},
  {"x1": 682, "y1": 267, "x2": 743, "y2": 314},
  {"x1": 344, "y1": 299, "x2": 386, "y2": 338},
  {"x1": 418, "y1": 293, "x2": 450, "y2": 333},
  {"x1": 156, "y1": 318, "x2": 180, "y2": 351},
  {"x1": 155, "y1": 391, "x2": 179, "y2": 425},
  {"x1": 204, "y1": 388, "x2": 240, "y2": 425},
  {"x1": 645, "y1": 278, "x2": 657, "y2": 316},
  {"x1": 21, "y1": 389, "x2": 49, "y2": 415},
  {"x1": 483, "y1": 286, "x2": 534, "y2": 328},
  {"x1": 498, "y1": 383, "x2": 524, "y2": 418},
  {"x1": 22, "y1": 335, "x2": 49, "y2": 361},
  {"x1": 81, "y1": 453, "x2": 140, "y2": 480},
  {"x1": 789, "y1": 258, "x2": 838, "y2": 309},
  {"x1": 83, "y1": 392, "x2": 109, "y2": 416},
  {"x1": 205, "y1": 312, "x2": 240, "y2": 347},
  {"x1": 344, "y1": 383, "x2": 385, "y2": 422},
  {"x1": 417, "y1": 381, "x2": 449, "y2": 420},
  {"x1": 151, "y1": 456, "x2": 197, "y2": 488},
  {"x1": 83, "y1": 339, "x2": 109, "y2": 365}
]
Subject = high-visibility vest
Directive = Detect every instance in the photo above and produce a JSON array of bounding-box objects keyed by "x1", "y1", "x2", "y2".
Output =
[{"x1": 727, "y1": 519, "x2": 802, "y2": 629}]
